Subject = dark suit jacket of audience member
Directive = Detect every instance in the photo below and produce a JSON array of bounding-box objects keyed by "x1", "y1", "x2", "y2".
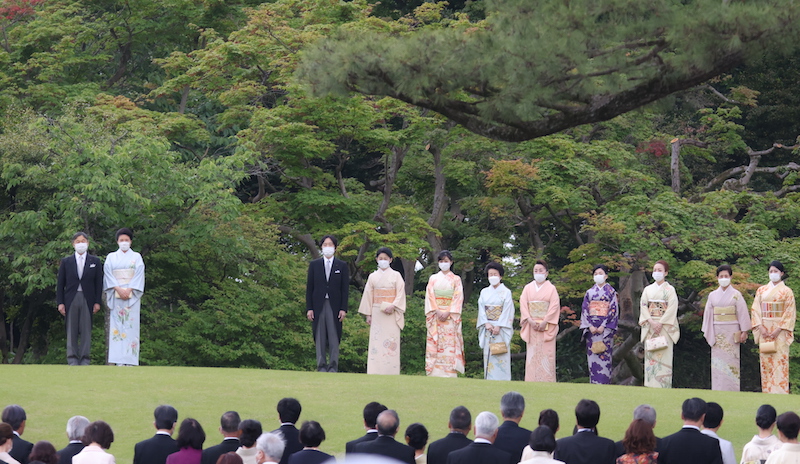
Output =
[
  {"x1": 345, "y1": 431, "x2": 378, "y2": 454},
  {"x1": 287, "y1": 449, "x2": 334, "y2": 464},
  {"x1": 56, "y1": 442, "x2": 86, "y2": 464},
  {"x1": 554, "y1": 430, "x2": 616, "y2": 464},
  {"x1": 10, "y1": 435, "x2": 34, "y2": 464},
  {"x1": 200, "y1": 438, "x2": 240, "y2": 464},
  {"x1": 275, "y1": 424, "x2": 303, "y2": 464},
  {"x1": 615, "y1": 437, "x2": 663, "y2": 458},
  {"x1": 427, "y1": 432, "x2": 473, "y2": 464},
  {"x1": 133, "y1": 433, "x2": 179, "y2": 464},
  {"x1": 353, "y1": 435, "x2": 416, "y2": 464},
  {"x1": 657, "y1": 427, "x2": 723, "y2": 464},
  {"x1": 493, "y1": 421, "x2": 531, "y2": 464},
  {"x1": 445, "y1": 442, "x2": 512, "y2": 464}
]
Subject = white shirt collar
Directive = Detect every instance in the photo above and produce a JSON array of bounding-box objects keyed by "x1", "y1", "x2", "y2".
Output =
[
  {"x1": 13, "y1": 431, "x2": 20, "y2": 437},
  {"x1": 69, "y1": 440, "x2": 83, "y2": 444},
  {"x1": 682, "y1": 425, "x2": 701, "y2": 431},
  {"x1": 156, "y1": 431, "x2": 172, "y2": 436},
  {"x1": 474, "y1": 438, "x2": 491, "y2": 444}
]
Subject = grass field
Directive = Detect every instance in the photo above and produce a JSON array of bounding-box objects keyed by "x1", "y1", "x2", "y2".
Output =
[{"x1": 1, "y1": 365, "x2": 797, "y2": 463}]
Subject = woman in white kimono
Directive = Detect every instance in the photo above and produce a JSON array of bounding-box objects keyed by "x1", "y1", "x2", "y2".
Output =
[
  {"x1": 477, "y1": 262, "x2": 515, "y2": 380},
  {"x1": 358, "y1": 247, "x2": 406, "y2": 375},
  {"x1": 639, "y1": 259, "x2": 679, "y2": 388},
  {"x1": 104, "y1": 227, "x2": 145, "y2": 365}
]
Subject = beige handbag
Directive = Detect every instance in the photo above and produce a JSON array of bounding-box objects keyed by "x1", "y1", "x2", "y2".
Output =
[
  {"x1": 759, "y1": 341, "x2": 777, "y2": 354},
  {"x1": 489, "y1": 336, "x2": 508, "y2": 355},
  {"x1": 591, "y1": 340, "x2": 606, "y2": 354},
  {"x1": 645, "y1": 335, "x2": 668, "y2": 352}
]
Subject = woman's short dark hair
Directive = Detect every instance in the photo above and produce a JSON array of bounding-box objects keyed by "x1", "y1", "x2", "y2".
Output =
[
  {"x1": 319, "y1": 235, "x2": 338, "y2": 248},
  {"x1": 405, "y1": 423, "x2": 428, "y2": 451},
  {"x1": 216, "y1": 452, "x2": 244, "y2": 464},
  {"x1": 28, "y1": 441, "x2": 59, "y2": 464},
  {"x1": 0, "y1": 423, "x2": 14, "y2": 446},
  {"x1": 237, "y1": 419, "x2": 262, "y2": 448},
  {"x1": 82, "y1": 421, "x2": 114, "y2": 449},
  {"x1": 535, "y1": 260, "x2": 548, "y2": 271},
  {"x1": 485, "y1": 262, "x2": 505, "y2": 277},
  {"x1": 538, "y1": 409, "x2": 559, "y2": 434},
  {"x1": 769, "y1": 260, "x2": 788, "y2": 279},
  {"x1": 376, "y1": 247, "x2": 393, "y2": 259},
  {"x1": 777, "y1": 412, "x2": 800, "y2": 440},
  {"x1": 437, "y1": 250, "x2": 453, "y2": 262},
  {"x1": 716, "y1": 264, "x2": 733, "y2": 277},
  {"x1": 176, "y1": 418, "x2": 205, "y2": 450},
  {"x1": 529, "y1": 426, "x2": 557, "y2": 453},
  {"x1": 622, "y1": 419, "x2": 656, "y2": 455},
  {"x1": 592, "y1": 264, "x2": 609, "y2": 275},
  {"x1": 115, "y1": 228, "x2": 133, "y2": 240},
  {"x1": 756, "y1": 405, "x2": 777, "y2": 430},
  {"x1": 299, "y1": 421, "x2": 325, "y2": 448}
]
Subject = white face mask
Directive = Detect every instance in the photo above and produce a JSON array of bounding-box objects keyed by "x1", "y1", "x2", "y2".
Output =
[
  {"x1": 118, "y1": 241, "x2": 131, "y2": 252},
  {"x1": 769, "y1": 272, "x2": 782, "y2": 283},
  {"x1": 438, "y1": 262, "x2": 451, "y2": 272},
  {"x1": 718, "y1": 277, "x2": 731, "y2": 288},
  {"x1": 377, "y1": 259, "x2": 390, "y2": 270},
  {"x1": 652, "y1": 271, "x2": 665, "y2": 282},
  {"x1": 74, "y1": 242, "x2": 88, "y2": 254},
  {"x1": 488, "y1": 275, "x2": 501, "y2": 286},
  {"x1": 321, "y1": 246, "x2": 335, "y2": 258},
  {"x1": 593, "y1": 274, "x2": 606, "y2": 285},
  {"x1": 534, "y1": 273, "x2": 547, "y2": 283}
]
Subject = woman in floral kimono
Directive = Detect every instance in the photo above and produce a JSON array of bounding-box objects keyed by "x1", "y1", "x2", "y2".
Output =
[
  {"x1": 580, "y1": 264, "x2": 618, "y2": 384},
  {"x1": 751, "y1": 260, "x2": 796, "y2": 394},
  {"x1": 519, "y1": 260, "x2": 560, "y2": 382},
  {"x1": 358, "y1": 247, "x2": 407, "y2": 375},
  {"x1": 104, "y1": 227, "x2": 145, "y2": 366},
  {"x1": 424, "y1": 250, "x2": 465, "y2": 377},
  {"x1": 477, "y1": 262, "x2": 515, "y2": 380},
  {"x1": 639, "y1": 260, "x2": 679, "y2": 388}
]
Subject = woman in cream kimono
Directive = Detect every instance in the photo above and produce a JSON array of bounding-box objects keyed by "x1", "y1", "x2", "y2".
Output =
[
  {"x1": 358, "y1": 247, "x2": 407, "y2": 375},
  {"x1": 701, "y1": 264, "x2": 751, "y2": 391},
  {"x1": 104, "y1": 227, "x2": 145, "y2": 366},
  {"x1": 477, "y1": 262, "x2": 515, "y2": 380},
  {"x1": 424, "y1": 250, "x2": 465, "y2": 377},
  {"x1": 639, "y1": 260, "x2": 679, "y2": 388},
  {"x1": 519, "y1": 260, "x2": 560, "y2": 382},
  {"x1": 751, "y1": 260, "x2": 796, "y2": 394}
]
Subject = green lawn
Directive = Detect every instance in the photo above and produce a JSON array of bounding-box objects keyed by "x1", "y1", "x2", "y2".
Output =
[{"x1": 1, "y1": 365, "x2": 796, "y2": 463}]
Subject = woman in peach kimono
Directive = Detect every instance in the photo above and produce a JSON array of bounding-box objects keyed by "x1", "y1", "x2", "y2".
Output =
[
  {"x1": 358, "y1": 247, "x2": 407, "y2": 375},
  {"x1": 751, "y1": 260, "x2": 796, "y2": 394},
  {"x1": 639, "y1": 260, "x2": 679, "y2": 388},
  {"x1": 424, "y1": 250, "x2": 465, "y2": 377},
  {"x1": 519, "y1": 260, "x2": 560, "y2": 382}
]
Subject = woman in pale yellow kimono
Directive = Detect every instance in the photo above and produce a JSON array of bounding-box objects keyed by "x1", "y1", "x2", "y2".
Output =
[
  {"x1": 519, "y1": 260, "x2": 560, "y2": 382},
  {"x1": 639, "y1": 260, "x2": 679, "y2": 388},
  {"x1": 358, "y1": 247, "x2": 407, "y2": 375},
  {"x1": 424, "y1": 250, "x2": 465, "y2": 377},
  {"x1": 751, "y1": 260, "x2": 796, "y2": 394}
]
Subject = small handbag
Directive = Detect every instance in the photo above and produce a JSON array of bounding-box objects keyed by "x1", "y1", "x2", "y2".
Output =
[
  {"x1": 645, "y1": 335, "x2": 668, "y2": 352},
  {"x1": 489, "y1": 335, "x2": 508, "y2": 355},
  {"x1": 759, "y1": 341, "x2": 777, "y2": 354},
  {"x1": 591, "y1": 340, "x2": 606, "y2": 354}
]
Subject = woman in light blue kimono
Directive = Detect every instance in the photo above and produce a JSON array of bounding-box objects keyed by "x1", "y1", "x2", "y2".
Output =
[
  {"x1": 104, "y1": 227, "x2": 145, "y2": 365},
  {"x1": 477, "y1": 262, "x2": 515, "y2": 380}
]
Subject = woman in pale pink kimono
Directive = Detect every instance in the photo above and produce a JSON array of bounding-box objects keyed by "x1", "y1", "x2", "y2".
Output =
[
  {"x1": 519, "y1": 260, "x2": 560, "y2": 382},
  {"x1": 424, "y1": 250, "x2": 465, "y2": 377},
  {"x1": 701, "y1": 264, "x2": 751, "y2": 391}
]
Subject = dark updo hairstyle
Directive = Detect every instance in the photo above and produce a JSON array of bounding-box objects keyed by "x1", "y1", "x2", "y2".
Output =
[
  {"x1": 777, "y1": 412, "x2": 800, "y2": 440},
  {"x1": 538, "y1": 409, "x2": 559, "y2": 434},
  {"x1": 82, "y1": 420, "x2": 114, "y2": 449},
  {"x1": 0, "y1": 423, "x2": 13, "y2": 446},
  {"x1": 622, "y1": 419, "x2": 657, "y2": 455},
  {"x1": 115, "y1": 228, "x2": 133, "y2": 240},
  {"x1": 716, "y1": 264, "x2": 733, "y2": 277},
  {"x1": 376, "y1": 247, "x2": 393, "y2": 259},
  {"x1": 299, "y1": 420, "x2": 326, "y2": 448},
  {"x1": 28, "y1": 441, "x2": 59, "y2": 464},
  {"x1": 176, "y1": 418, "x2": 205, "y2": 450},
  {"x1": 592, "y1": 264, "x2": 609, "y2": 275},
  {"x1": 437, "y1": 250, "x2": 453, "y2": 262},
  {"x1": 769, "y1": 260, "x2": 788, "y2": 280},
  {"x1": 238, "y1": 419, "x2": 262, "y2": 448},
  {"x1": 405, "y1": 423, "x2": 428, "y2": 451},
  {"x1": 485, "y1": 262, "x2": 505, "y2": 277},
  {"x1": 756, "y1": 405, "x2": 777, "y2": 430},
  {"x1": 535, "y1": 260, "x2": 548, "y2": 271},
  {"x1": 529, "y1": 426, "x2": 557, "y2": 453}
]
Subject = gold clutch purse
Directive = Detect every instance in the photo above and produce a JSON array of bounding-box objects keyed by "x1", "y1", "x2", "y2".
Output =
[
  {"x1": 591, "y1": 341, "x2": 606, "y2": 354},
  {"x1": 489, "y1": 336, "x2": 508, "y2": 355},
  {"x1": 759, "y1": 341, "x2": 777, "y2": 354}
]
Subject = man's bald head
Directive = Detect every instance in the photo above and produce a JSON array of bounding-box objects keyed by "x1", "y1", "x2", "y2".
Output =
[{"x1": 376, "y1": 410, "x2": 400, "y2": 437}]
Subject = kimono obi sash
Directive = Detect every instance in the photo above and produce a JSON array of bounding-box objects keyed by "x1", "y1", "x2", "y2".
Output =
[
  {"x1": 484, "y1": 305, "x2": 503, "y2": 321},
  {"x1": 373, "y1": 287, "x2": 396, "y2": 305},
  {"x1": 713, "y1": 305, "x2": 737, "y2": 322},
  {"x1": 647, "y1": 300, "x2": 666, "y2": 318},
  {"x1": 528, "y1": 301, "x2": 549, "y2": 321},
  {"x1": 434, "y1": 288, "x2": 454, "y2": 309},
  {"x1": 762, "y1": 301, "x2": 785, "y2": 319},
  {"x1": 588, "y1": 300, "x2": 610, "y2": 317},
  {"x1": 113, "y1": 268, "x2": 135, "y2": 285}
]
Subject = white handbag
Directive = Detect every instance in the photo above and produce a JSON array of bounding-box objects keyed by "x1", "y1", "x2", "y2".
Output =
[{"x1": 645, "y1": 336, "x2": 668, "y2": 352}]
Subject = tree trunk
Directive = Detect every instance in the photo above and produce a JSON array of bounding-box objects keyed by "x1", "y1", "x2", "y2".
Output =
[
  {"x1": 670, "y1": 139, "x2": 681, "y2": 194},
  {"x1": 426, "y1": 143, "x2": 447, "y2": 254},
  {"x1": 178, "y1": 85, "x2": 190, "y2": 114},
  {"x1": 12, "y1": 303, "x2": 35, "y2": 364},
  {"x1": 0, "y1": 287, "x2": 7, "y2": 363}
]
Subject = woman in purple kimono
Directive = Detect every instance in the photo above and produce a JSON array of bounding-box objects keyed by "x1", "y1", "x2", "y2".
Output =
[{"x1": 580, "y1": 264, "x2": 619, "y2": 384}]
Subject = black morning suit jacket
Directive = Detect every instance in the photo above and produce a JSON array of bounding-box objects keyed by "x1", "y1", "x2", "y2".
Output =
[
  {"x1": 133, "y1": 433, "x2": 178, "y2": 464},
  {"x1": 305, "y1": 257, "x2": 349, "y2": 340},
  {"x1": 56, "y1": 442, "x2": 85, "y2": 464},
  {"x1": 345, "y1": 431, "x2": 378, "y2": 454},
  {"x1": 554, "y1": 431, "x2": 616, "y2": 464},
  {"x1": 426, "y1": 432, "x2": 473, "y2": 464},
  {"x1": 657, "y1": 427, "x2": 723, "y2": 464},
  {"x1": 200, "y1": 438, "x2": 240, "y2": 464},
  {"x1": 56, "y1": 253, "x2": 103, "y2": 311},
  {"x1": 353, "y1": 435, "x2": 416, "y2": 464},
  {"x1": 275, "y1": 424, "x2": 303, "y2": 464},
  {"x1": 445, "y1": 442, "x2": 512, "y2": 464},
  {"x1": 493, "y1": 421, "x2": 531, "y2": 464},
  {"x1": 287, "y1": 449, "x2": 334, "y2": 464},
  {"x1": 9, "y1": 434, "x2": 33, "y2": 464}
]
